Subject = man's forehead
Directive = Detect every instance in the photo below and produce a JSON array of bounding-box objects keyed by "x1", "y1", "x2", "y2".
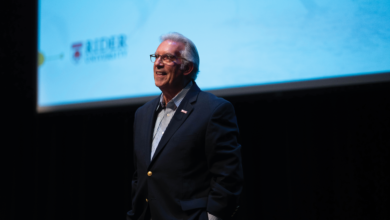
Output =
[{"x1": 156, "y1": 40, "x2": 184, "y2": 54}]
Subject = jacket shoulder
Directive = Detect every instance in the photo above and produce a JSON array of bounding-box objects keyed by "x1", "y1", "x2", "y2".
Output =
[{"x1": 135, "y1": 96, "x2": 159, "y2": 117}]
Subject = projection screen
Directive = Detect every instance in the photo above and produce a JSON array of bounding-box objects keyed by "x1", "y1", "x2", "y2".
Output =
[{"x1": 37, "y1": 0, "x2": 390, "y2": 112}]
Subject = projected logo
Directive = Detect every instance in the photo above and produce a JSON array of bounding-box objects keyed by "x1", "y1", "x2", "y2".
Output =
[
  {"x1": 72, "y1": 42, "x2": 83, "y2": 62},
  {"x1": 71, "y1": 34, "x2": 127, "y2": 64}
]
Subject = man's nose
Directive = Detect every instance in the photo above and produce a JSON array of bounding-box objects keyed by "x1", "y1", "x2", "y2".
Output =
[{"x1": 155, "y1": 57, "x2": 164, "y2": 66}]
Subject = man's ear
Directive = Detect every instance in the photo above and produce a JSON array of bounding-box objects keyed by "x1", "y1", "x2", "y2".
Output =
[{"x1": 182, "y1": 63, "x2": 194, "y2": 76}]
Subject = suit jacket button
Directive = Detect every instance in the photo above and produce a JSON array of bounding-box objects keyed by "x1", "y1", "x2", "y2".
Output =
[
  {"x1": 146, "y1": 198, "x2": 148, "y2": 202},
  {"x1": 147, "y1": 171, "x2": 152, "y2": 176}
]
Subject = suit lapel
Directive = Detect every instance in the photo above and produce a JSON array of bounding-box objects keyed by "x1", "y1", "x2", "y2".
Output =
[
  {"x1": 148, "y1": 83, "x2": 201, "y2": 167},
  {"x1": 144, "y1": 96, "x2": 160, "y2": 166}
]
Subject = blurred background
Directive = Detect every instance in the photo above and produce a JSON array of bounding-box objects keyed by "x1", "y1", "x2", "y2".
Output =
[{"x1": 4, "y1": 0, "x2": 390, "y2": 219}]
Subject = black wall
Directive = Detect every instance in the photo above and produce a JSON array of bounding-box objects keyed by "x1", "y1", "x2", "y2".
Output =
[{"x1": 5, "y1": 1, "x2": 389, "y2": 220}]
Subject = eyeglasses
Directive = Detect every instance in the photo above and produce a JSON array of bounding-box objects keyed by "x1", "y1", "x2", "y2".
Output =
[{"x1": 150, "y1": 54, "x2": 189, "y2": 65}]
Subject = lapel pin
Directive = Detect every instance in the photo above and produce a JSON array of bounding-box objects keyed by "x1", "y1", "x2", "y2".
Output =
[{"x1": 181, "y1": 109, "x2": 187, "y2": 114}]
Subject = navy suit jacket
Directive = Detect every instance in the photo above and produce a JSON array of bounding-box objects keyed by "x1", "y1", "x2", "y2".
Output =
[{"x1": 127, "y1": 82, "x2": 243, "y2": 220}]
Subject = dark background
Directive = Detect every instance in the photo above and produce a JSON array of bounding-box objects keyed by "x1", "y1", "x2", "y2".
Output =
[{"x1": 5, "y1": 1, "x2": 389, "y2": 220}]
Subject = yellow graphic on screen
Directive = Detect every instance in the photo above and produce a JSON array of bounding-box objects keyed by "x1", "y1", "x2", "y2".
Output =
[{"x1": 38, "y1": 52, "x2": 64, "y2": 67}]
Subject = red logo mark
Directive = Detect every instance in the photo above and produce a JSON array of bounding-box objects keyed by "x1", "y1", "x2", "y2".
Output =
[{"x1": 72, "y1": 42, "x2": 83, "y2": 62}]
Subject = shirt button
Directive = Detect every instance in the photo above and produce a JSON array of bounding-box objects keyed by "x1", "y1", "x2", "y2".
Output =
[
  {"x1": 147, "y1": 171, "x2": 152, "y2": 176},
  {"x1": 162, "y1": 131, "x2": 164, "y2": 134},
  {"x1": 167, "y1": 114, "x2": 170, "y2": 116}
]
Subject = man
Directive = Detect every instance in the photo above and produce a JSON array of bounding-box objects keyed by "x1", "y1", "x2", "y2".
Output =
[{"x1": 127, "y1": 32, "x2": 243, "y2": 220}]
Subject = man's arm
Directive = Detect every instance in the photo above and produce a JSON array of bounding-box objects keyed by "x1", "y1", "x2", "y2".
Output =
[
  {"x1": 127, "y1": 111, "x2": 139, "y2": 220},
  {"x1": 205, "y1": 100, "x2": 243, "y2": 219},
  {"x1": 126, "y1": 164, "x2": 137, "y2": 219}
]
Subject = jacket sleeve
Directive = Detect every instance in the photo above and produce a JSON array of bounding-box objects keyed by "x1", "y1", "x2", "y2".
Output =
[
  {"x1": 205, "y1": 100, "x2": 243, "y2": 219},
  {"x1": 126, "y1": 110, "x2": 139, "y2": 220},
  {"x1": 126, "y1": 157, "x2": 137, "y2": 219}
]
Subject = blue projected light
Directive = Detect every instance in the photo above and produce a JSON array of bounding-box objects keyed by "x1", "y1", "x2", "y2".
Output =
[{"x1": 37, "y1": 0, "x2": 390, "y2": 112}]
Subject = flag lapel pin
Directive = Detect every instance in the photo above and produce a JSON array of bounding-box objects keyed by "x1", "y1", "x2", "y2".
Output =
[{"x1": 181, "y1": 109, "x2": 187, "y2": 114}]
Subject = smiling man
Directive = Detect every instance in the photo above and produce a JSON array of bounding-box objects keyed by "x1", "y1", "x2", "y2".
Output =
[{"x1": 127, "y1": 32, "x2": 243, "y2": 220}]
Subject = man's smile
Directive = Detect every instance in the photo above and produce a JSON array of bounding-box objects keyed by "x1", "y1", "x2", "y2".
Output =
[{"x1": 155, "y1": 71, "x2": 167, "y2": 79}]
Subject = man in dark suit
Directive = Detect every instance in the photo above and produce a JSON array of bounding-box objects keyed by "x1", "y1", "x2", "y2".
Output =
[{"x1": 127, "y1": 32, "x2": 243, "y2": 220}]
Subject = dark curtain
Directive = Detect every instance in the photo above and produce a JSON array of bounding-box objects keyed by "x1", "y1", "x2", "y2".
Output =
[{"x1": 30, "y1": 84, "x2": 390, "y2": 220}]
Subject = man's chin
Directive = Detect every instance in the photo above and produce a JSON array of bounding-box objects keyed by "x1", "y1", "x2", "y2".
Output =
[{"x1": 155, "y1": 81, "x2": 166, "y2": 89}]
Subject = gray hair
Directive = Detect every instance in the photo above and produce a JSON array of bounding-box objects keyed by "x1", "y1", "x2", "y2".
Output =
[{"x1": 160, "y1": 32, "x2": 200, "y2": 80}]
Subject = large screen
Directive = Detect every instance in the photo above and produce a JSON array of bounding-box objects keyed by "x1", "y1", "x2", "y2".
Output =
[{"x1": 37, "y1": 0, "x2": 390, "y2": 112}]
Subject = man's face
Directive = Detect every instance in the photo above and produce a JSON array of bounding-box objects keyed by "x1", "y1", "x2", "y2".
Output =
[{"x1": 153, "y1": 40, "x2": 186, "y2": 91}]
